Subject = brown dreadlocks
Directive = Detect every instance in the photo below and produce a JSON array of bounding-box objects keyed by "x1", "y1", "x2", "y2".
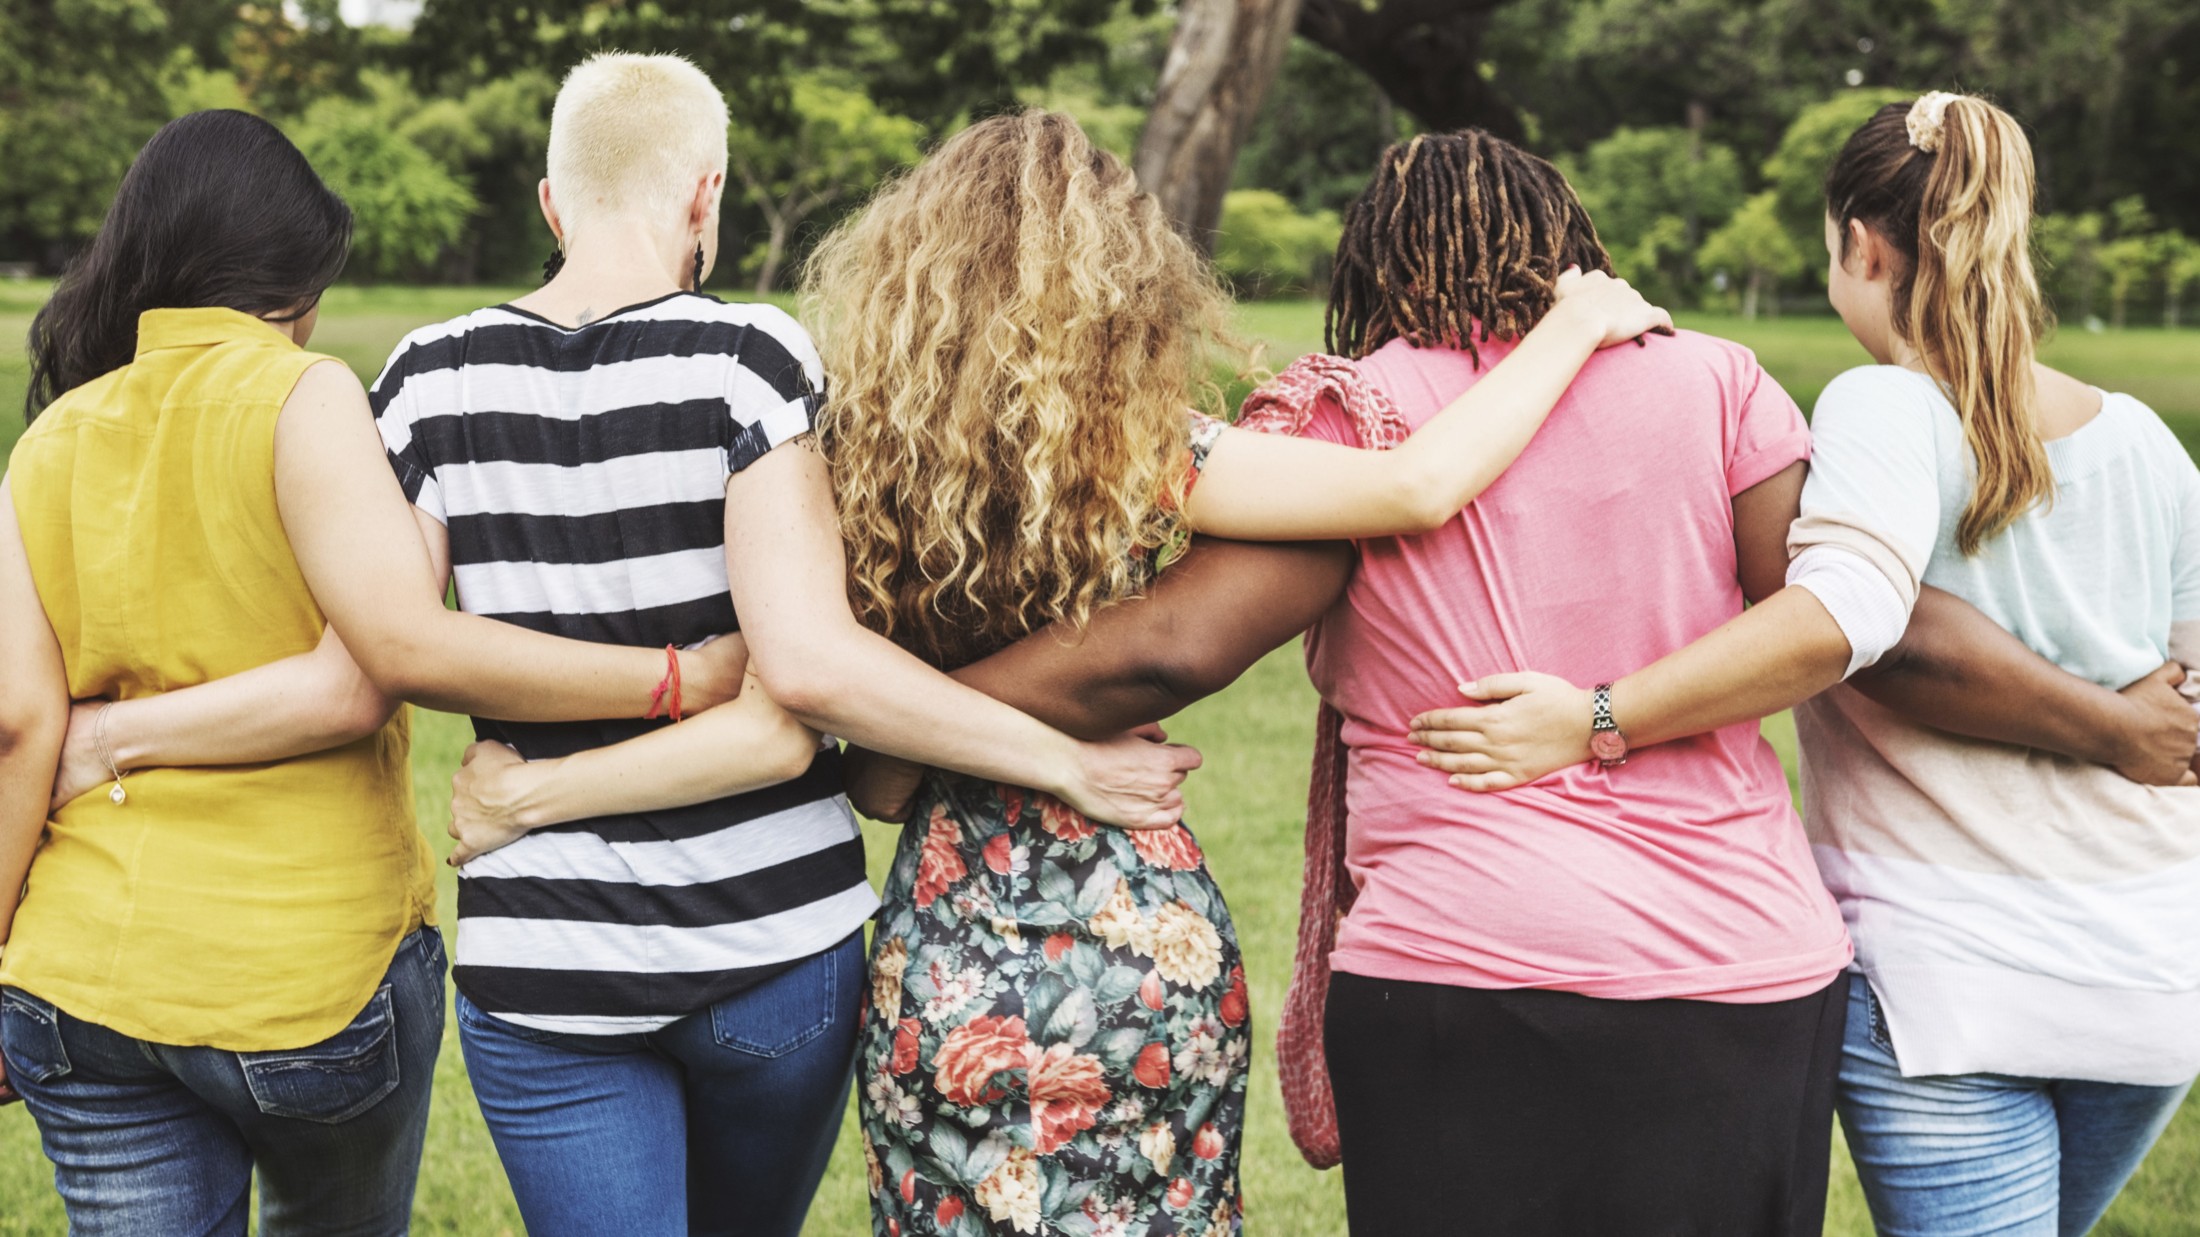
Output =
[{"x1": 1327, "y1": 130, "x2": 1613, "y2": 365}]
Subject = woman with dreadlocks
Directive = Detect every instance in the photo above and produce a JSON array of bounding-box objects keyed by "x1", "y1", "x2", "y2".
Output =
[
  {"x1": 1231, "y1": 127, "x2": 2185, "y2": 1235},
  {"x1": 806, "y1": 111, "x2": 1673, "y2": 1237},
  {"x1": 807, "y1": 120, "x2": 2192, "y2": 1235},
  {"x1": 1417, "y1": 96, "x2": 2200, "y2": 1235}
]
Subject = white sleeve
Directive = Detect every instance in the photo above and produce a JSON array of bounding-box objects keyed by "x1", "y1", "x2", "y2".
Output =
[
  {"x1": 1788, "y1": 544, "x2": 1910, "y2": 677},
  {"x1": 1786, "y1": 367, "x2": 1945, "y2": 617}
]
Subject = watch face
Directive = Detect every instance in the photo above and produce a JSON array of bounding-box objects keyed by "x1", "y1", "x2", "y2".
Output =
[{"x1": 1590, "y1": 730, "x2": 1627, "y2": 762}]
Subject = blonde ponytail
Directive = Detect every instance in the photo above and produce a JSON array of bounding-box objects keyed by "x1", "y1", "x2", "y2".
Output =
[{"x1": 1826, "y1": 95, "x2": 2053, "y2": 555}]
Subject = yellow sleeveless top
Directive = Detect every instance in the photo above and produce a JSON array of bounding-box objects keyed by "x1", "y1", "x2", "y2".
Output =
[{"x1": 0, "y1": 308, "x2": 435, "y2": 1051}]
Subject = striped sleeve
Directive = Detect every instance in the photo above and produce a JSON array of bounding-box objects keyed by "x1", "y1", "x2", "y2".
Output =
[
  {"x1": 368, "y1": 333, "x2": 447, "y2": 523},
  {"x1": 724, "y1": 307, "x2": 826, "y2": 475}
]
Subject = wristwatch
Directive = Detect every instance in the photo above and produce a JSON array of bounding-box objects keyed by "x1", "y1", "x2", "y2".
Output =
[{"x1": 1589, "y1": 683, "x2": 1629, "y2": 769}]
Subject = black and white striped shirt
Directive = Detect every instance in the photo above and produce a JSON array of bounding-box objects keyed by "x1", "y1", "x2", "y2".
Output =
[{"x1": 370, "y1": 291, "x2": 876, "y2": 1035}]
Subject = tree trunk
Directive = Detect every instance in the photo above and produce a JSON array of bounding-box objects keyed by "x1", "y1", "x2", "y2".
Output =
[
  {"x1": 1742, "y1": 268, "x2": 1762, "y2": 321},
  {"x1": 1298, "y1": 0, "x2": 1524, "y2": 139},
  {"x1": 1133, "y1": 0, "x2": 1304, "y2": 249},
  {"x1": 2170, "y1": 293, "x2": 2183, "y2": 330},
  {"x1": 755, "y1": 215, "x2": 791, "y2": 295}
]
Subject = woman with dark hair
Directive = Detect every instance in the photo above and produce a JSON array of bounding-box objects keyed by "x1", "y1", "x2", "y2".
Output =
[
  {"x1": 1224, "y1": 129, "x2": 2200, "y2": 1235},
  {"x1": 0, "y1": 108, "x2": 780, "y2": 1234}
]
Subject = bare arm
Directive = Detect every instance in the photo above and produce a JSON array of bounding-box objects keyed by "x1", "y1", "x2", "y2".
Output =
[
  {"x1": 725, "y1": 441, "x2": 1201, "y2": 829},
  {"x1": 953, "y1": 538, "x2": 1350, "y2": 738},
  {"x1": 0, "y1": 479, "x2": 67, "y2": 947},
  {"x1": 1185, "y1": 272, "x2": 1673, "y2": 540},
  {"x1": 1410, "y1": 461, "x2": 2194, "y2": 788},
  {"x1": 845, "y1": 537, "x2": 1351, "y2": 820},
  {"x1": 445, "y1": 664, "x2": 824, "y2": 864},
  {"x1": 48, "y1": 624, "x2": 395, "y2": 809},
  {"x1": 271, "y1": 360, "x2": 744, "y2": 722},
  {"x1": 1855, "y1": 595, "x2": 2197, "y2": 784}
]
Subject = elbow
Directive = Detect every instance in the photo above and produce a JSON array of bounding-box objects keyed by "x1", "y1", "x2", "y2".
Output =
[
  {"x1": 326, "y1": 676, "x2": 400, "y2": 746},
  {"x1": 1140, "y1": 640, "x2": 1253, "y2": 712},
  {"x1": 0, "y1": 696, "x2": 63, "y2": 763},
  {"x1": 338, "y1": 623, "x2": 438, "y2": 707},
  {"x1": 768, "y1": 724, "x2": 824, "y2": 788},
  {"x1": 755, "y1": 660, "x2": 841, "y2": 728},
  {"x1": 1395, "y1": 461, "x2": 1469, "y2": 534}
]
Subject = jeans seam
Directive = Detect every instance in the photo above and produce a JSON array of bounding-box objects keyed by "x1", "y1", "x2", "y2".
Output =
[
  {"x1": 0, "y1": 989, "x2": 70, "y2": 1083},
  {"x1": 239, "y1": 985, "x2": 401, "y2": 1124}
]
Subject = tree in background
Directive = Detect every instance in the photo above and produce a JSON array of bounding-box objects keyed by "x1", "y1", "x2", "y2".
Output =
[
  {"x1": 1698, "y1": 192, "x2": 1805, "y2": 319},
  {"x1": 2164, "y1": 234, "x2": 2200, "y2": 331},
  {"x1": 730, "y1": 76, "x2": 923, "y2": 293},
  {"x1": 1211, "y1": 189, "x2": 1341, "y2": 298},
  {"x1": 1231, "y1": 39, "x2": 1409, "y2": 219},
  {"x1": 0, "y1": 0, "x2": 175, "y2": 265},
  {"x1": 291, "y1": 75, "x2": 478, "y2": 282},
  {"x1": 1566, "y1": 127, "x2": 1744, "y2": 300},
  {"x1": 2037, "y1": 211, "x2": 2107, "y2": 326},
  {"x1": 1760, "y1": 88, "x2": 1912, "y2": 264},
  {"x1": 1130, "y1": 0, "x2": 1302, "y2": 251}
]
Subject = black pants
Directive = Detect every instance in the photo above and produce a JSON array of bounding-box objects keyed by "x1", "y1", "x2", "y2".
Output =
[{"x1": 1324, "y1": 970, "x2": 1850, "y2": 1237}]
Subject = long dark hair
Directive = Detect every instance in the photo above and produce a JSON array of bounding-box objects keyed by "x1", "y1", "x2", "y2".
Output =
[
  {"x1": 24, "y1": 110, "x2": 353, "y2": 420},
  {"x1": 1824, "y1": 96, "x2": 2048, "y2": 554},
  {"x1": 1327, "y1": 129, "x2": 1611, "y2": 364}
]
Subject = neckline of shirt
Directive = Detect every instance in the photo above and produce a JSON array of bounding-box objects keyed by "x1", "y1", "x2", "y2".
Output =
[{"x1": 492, "y1": 289, "x2": 707, "y2": 333}]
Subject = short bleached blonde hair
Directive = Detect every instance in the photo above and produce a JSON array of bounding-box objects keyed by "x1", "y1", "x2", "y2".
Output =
[{"x1": 546, "y1": 52, "x2": 729, "y2": 232}]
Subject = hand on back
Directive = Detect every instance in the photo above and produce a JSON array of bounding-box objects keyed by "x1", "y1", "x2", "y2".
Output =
[
  {"x1": 1062, "y1": 724, "x2": 1203, "y2": 831},
  {"x1": 1408, "y1": 672, "x2": 1593, "y2": 792},
  {"x1": 2111, "y1": 662, "x2": 2200, "y2": 787},
  {"x1": 1549, "y1": 267, "x2": 1675, "y2": 350}
]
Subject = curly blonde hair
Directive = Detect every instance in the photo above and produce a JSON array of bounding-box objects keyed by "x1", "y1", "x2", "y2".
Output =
[{"x1": 804, "y1": 110, "x2": 1244, "y2": 668}]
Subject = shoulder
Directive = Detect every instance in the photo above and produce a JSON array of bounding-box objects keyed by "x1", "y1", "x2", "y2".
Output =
[
  {"x1": 676, "y1": 296, "x2": 823, "y2": 383},
  {"x1": 2108, "y1": 392, "x2": 2200, "y2": 489},
  {"x1": 370, "y1": 309, "x2": 499, "y2": 402},
  {"x1": 1811, "y1": 365, "x2": 1946, "y2": 435},
  {"x1": 18, "y1": 368, "x2": 129, "y2": 443}
]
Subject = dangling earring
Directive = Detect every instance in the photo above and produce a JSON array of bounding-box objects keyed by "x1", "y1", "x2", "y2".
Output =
[
  {"x1": 691, "y1": 243, "x2": 705, "y2": 293},
  {"x1": 541, "y1": 247, "x2": 565, "y2": 283}
]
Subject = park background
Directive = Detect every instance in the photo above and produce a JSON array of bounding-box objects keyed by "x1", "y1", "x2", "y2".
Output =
[{"x1": 2, "y1": 0, "x2": 2199, "y2": 1233}]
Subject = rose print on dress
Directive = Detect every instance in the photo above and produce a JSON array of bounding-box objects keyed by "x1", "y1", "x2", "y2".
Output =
[{"x1": 859, "y1": 775, "x2": 1248, "y2": 1236}]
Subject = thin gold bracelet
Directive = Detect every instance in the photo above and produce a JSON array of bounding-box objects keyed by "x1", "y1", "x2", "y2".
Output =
[{"x1": 93, "y1": 702, "x2": 127, "y2": 806}]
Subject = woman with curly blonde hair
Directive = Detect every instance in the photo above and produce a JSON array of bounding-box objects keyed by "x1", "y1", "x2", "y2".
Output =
[{"x1": 805, "y1": 110, "x2": 1668, "y2": 1236}]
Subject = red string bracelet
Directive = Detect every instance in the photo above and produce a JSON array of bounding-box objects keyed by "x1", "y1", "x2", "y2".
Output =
[{"x1": 644, "y1": 644, "x2": 683, "y2": 721}]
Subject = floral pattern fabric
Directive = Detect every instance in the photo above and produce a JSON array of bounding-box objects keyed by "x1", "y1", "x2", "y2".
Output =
[
  {"x1": 859, "y1": 414, "x2": 1244, "y2": 1236},
  {"x1": 860, "y1": 781, "x2": 1249, "y2": 1237}
]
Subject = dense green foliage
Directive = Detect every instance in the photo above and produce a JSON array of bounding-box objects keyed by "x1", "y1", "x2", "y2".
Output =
[
  {"x1": 4, "y1": 0, "x2": 2196, "y2": 316},
  {"x1": 1212, "y1": 190, "x2": 1342, "y2": 298}
]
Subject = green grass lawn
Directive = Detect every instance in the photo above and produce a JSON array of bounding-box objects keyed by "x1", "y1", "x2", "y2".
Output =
[{"x1": 4, "y1": 285, "x2": 2200, "y2": 1235}]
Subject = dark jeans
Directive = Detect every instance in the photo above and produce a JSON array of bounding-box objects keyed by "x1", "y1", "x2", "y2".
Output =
[
  {"x1": 0, "y1": 927, "x2": 445, "y2": 1237},
  {"x1": 455, "y1": 930, "x2": 863, "y2": 1237},
  {"x1": 1325, "y1": 969, "x2": 1850, "y2": 1237}
]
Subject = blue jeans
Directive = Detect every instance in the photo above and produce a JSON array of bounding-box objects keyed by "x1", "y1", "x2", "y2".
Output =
[
  {"x1": 1837, "y1": 978, "x2": 2193, "y2": 1236},
  {"x1": 0, "y1": 927, "x2": 445, "y2": 1237},
  {"x1": 456, "y1": 930, "x2": 862, "y2": 1237}
]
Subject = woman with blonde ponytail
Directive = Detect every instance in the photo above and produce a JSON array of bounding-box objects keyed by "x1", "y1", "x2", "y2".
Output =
[{"x1": 1419, "y1": 91, "x2": 2200, "y2": 1234}]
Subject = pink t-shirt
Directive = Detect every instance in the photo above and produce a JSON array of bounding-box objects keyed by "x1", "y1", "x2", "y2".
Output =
[{"x1": 1301, "y1": 332, "x2": 1852, "y2": 1003}]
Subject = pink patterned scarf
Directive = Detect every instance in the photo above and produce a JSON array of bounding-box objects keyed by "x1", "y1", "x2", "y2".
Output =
[{"x1": 1235, "y1": 354, "x2": 1410, "y2": 1169}]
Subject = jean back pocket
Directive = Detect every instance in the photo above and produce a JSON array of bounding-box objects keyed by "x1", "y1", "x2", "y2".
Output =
[
  {"x1": 712, "y1": 941, "x2": 846, "y2": 1058},
  {"x1": 0, "y1": 989, "x2": 72, "y2": 1086},
  {"x1": 239, "y1": 984, "x2": 401, "y2": 1124}
]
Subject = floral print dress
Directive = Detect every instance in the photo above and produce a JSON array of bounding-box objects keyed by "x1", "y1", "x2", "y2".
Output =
[{"x1": 859, "y1": 418, "x2": 1248, "y2": 1237}]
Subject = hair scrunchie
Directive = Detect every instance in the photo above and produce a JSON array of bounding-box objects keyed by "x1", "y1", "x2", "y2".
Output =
[{"x1": 1907, "y1": 91, "x2": 1962, "y2": 153}]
